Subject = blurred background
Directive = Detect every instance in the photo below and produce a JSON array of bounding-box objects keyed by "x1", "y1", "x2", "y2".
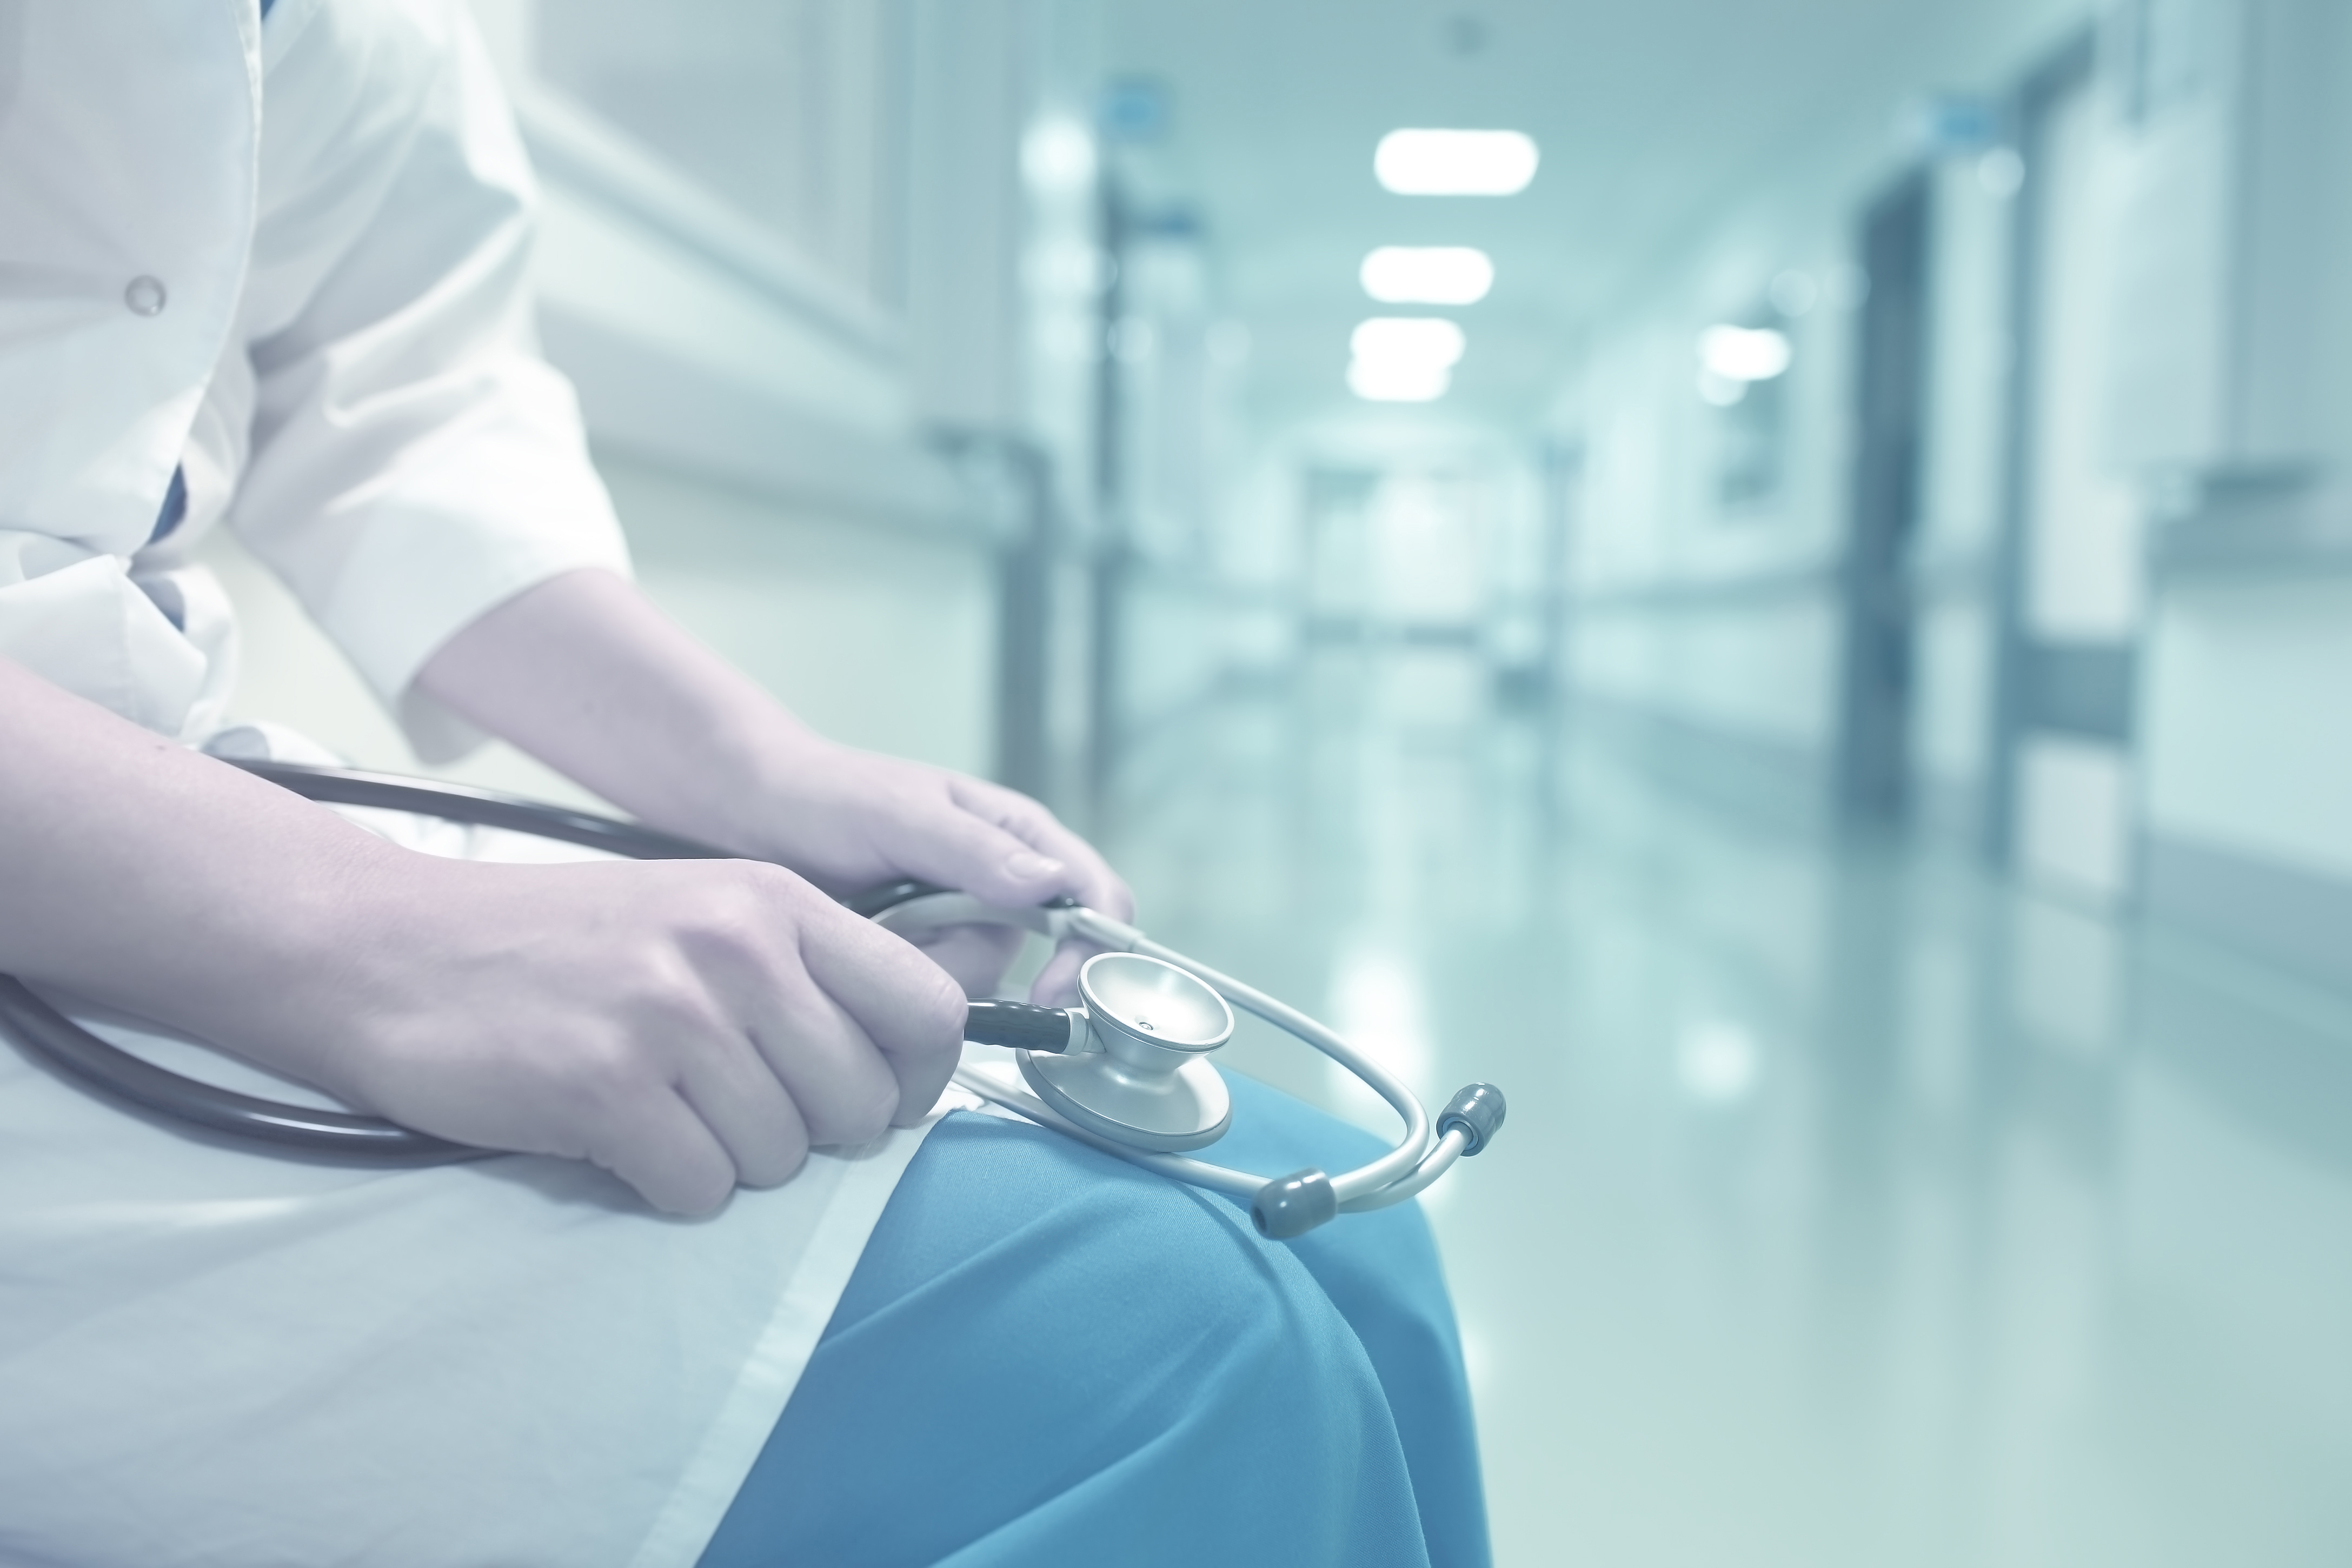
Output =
[{"x1": 219, "y1": 2, "x2": 2352, "y2": 1563}]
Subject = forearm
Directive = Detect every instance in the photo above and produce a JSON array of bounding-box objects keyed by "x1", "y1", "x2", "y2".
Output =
[
  {"x1": 415, "y1": 569, "x2": 821, "y2": 857},
  {"x1": 0, "y1": 657, "x2": 395, "y2": 1078},
  {"x1": 416, "y1": 567, "x2": 1132, "y2": 1005}
]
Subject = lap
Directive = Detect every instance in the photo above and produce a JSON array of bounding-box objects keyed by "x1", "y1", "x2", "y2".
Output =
[
  {"x1": 697, "y1": 1073, "x2": 1486, "y2": 1568},
  {"x1": 1209, "y1": 1073, "x2": 1491, "y2": 1568}
]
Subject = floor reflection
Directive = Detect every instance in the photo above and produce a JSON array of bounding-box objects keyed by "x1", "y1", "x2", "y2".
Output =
[{"x1": 1101, "y1": 645, "x2": 2352, "y2": 1567}]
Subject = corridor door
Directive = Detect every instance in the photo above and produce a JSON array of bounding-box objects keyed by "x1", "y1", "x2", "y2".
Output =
[{"x1": 1998, "y1": 41, "x2": 2144, "y2": 904}]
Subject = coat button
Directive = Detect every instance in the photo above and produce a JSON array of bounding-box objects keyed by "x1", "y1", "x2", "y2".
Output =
[{"x1": 124, "y1": 276, "x2": 168, "y2": 316}]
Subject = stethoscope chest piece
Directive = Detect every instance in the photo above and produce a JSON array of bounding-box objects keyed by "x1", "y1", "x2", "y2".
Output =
[{"x1": 1016, "y1": 952, "x2": 1235, "y2": 1153}]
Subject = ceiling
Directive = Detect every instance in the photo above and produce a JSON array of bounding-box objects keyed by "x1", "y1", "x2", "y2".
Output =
[{"x1": 1100, "y1": 0, "x2": 2085, "y2": 438}]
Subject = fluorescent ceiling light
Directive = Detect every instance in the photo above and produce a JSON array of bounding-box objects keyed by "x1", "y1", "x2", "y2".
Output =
[
  {"x1": 1696, "y1": 324, "x2": 1792, "y2": 382},
  {"x1": 1374, "y1": 129, "x2": 1539, "y2": 196},
  {"x1": 1348, "y1": 358, "x2": 1451, "y2": 402},
  {"x1": 1021, "y1": 118, "x2": 1097, "y2": 195},
  {"x1": 1695, "y1": 368, "x2": 1746, "y2": 407},
  {"x1": 1360, "y1": 246, "x2": 1494, "y2": 305},
  {"x1": 1351, "y1": 316, "x2": 1467, "y2": 370}
]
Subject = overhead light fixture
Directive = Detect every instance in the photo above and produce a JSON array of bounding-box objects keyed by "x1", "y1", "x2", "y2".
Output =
[
  {"x1": 1360, "y1": 246, "x2": 1494, "y2": 305},
  {"x1": 1020, "y1": 117, "x2": 1097, "y2": 195},
  {"x1": 1696, "y1": 324, "x2": 1792, "y2": 383},
  {"x1": 1347, "y1": 316, "x2": 1465, "y2": 403},
  {"x1": 1373, "y1": 129, "x2": 1539, "y2": 196},
  {"x1": 1348, "y1": 358, "x2": 1452, "y2": 402},
  {"x1": 1677, "y1": 1021, "x2": 1761, "y2": 1105},
  {"x1": 1696, "y1": 369, "x2": 1747, "y2": 407},
  {"x1": 1351, "y1": 316, "x2": 1466, "y2": 369}
]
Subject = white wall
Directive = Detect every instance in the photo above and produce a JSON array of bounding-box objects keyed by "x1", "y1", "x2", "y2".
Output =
[
  {"x1": 1551, "y1": 0, "x2": 2352, "y2": 974},
  {"x1": 1574, "y1": 596, "x2": 1842, "y2": 748},
  {"x1": 604, "y1": 456, "x2": 997, "y2": 775},
  {"x1": 2143, "y1": 577, "x2": 2352, "y2": 882},
  {"x1": 203, "y1": 452, "x2": 998, "y2": 806},
  {"x1": 2131, "y1": 0, "x2": 2352, "y2": 887},
  {"x1": 1544, "y1": 1, "x2": 2085, "y2": 793},
  {"x1": 1559, "y1": 211, "x2": 1862, "y2": 756}
]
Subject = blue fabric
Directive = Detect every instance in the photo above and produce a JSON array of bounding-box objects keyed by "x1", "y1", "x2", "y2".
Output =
[{"x1": 697, "y1": 1071, "x2": 1489, "y2": 1568}]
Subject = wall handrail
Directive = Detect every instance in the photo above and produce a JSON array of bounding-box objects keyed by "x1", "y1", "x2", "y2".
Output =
[{"x1": 511, "y1": 83, "x2": 907, "y2": 369}]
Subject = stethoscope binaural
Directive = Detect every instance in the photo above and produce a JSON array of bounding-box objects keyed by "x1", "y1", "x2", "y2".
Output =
[{"x1": 0, "y1": 762, "x2": 1505, "y2": 1239}]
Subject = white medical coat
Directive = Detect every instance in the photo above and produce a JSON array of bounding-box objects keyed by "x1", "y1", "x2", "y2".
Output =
[
  {"x1": 0, "y1": 4, "x2": 933, "y2": 1562},
  {"x1": 0, "y1": 0, "x2": 623, "y2": 752}
]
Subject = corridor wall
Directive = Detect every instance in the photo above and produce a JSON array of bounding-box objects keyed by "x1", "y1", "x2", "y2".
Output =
[
  {"x1": 1549, "y1": 0, "x2": 2087, "y2": 825},
  {"x1": 1554, "y1": 0, "x2": 2352, "y2": 992},
  {"x1": 2128, "y1": 0, "x2": 2352, "y2": 982}
]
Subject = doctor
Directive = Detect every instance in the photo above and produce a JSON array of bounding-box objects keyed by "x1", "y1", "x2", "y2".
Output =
[{"x1": 0, "y1": 3, "x2": 1488, "y2": 1566}]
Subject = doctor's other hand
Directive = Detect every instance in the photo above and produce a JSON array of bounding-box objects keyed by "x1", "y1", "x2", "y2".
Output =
[
  {"x1": 315, "y1": 854, "x2": 966, "y2": 1216},
  {"x1": 408, "y1": 569, "x2": 1129, "y2": 1007},
  {"x1": 732, "y1": 742, "x2": 1133, "y2": 1007}
]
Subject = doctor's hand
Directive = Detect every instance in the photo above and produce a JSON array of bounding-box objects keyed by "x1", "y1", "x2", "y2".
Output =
[
  {"x1": 725, "y1": 740, "x2": 1133, "y2": 1007},
  {"x1": 415, "y1": 568, "x2": 1135, "y2": 1004},
  {"x1": 318, "y1": 854, "x2": 967, "y2": 1216}
]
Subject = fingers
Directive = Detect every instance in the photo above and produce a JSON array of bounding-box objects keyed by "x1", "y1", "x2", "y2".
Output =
[
  {"x1": 672, "y1": 1032, "x2": 812, "y2": 1188},
  {"x1": 591, "y1": 1088, "x2": 741, "y2": 1217},
  {"x1": 909, "y1": 923, "x2": 1025, "y2": 1000},
  {"x1": 1029, "y1": 939, "x2": 1095, "y2": 1008},
  {"x1": 864, "y1": 775, "x2": 1130, "y2": 1014},
  {"x1": 945, "y1": 777, "x2": 1134, "y2": 919},
  {"x1": 734, "y1": 974, "x2": 906, "y2": 1146},
  {"x1": 616, "y1": 929, "x2": 905, "y2": 1212},
  {"x1": 785, "y1": 899, "x2": 966, "y2": 1127},
  {"x1": 892, "y1": 796, "x2": 1077, "y2": 909}
]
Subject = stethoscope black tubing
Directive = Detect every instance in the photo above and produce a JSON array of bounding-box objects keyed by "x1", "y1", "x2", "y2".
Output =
[{"x1": 0, "y1": 761, "x2": 959, "y2": 1164}]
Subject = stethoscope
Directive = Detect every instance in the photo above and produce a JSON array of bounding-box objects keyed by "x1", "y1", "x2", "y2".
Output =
[{"x1": 0, "y1": 762, "x2": 1505, "y2": 1239}]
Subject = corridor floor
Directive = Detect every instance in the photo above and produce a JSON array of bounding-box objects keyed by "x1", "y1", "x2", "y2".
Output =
[{"x1": 1100, "y1": 647, "x2": 2352, "y2": 1568}]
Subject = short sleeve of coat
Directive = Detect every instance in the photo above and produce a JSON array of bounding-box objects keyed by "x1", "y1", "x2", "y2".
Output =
[{"x1": 228, "y1": 6, "x2": 629, "y2": 761}]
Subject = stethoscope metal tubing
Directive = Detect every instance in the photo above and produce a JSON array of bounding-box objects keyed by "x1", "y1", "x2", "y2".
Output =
[
  {"x1": 948, "y1": 1064, "x2": 1472, "y2": 1213},
  {"x1": 0, "y1": 762, "x2": 1499, "y2": 1231},
  {"x1": 0, "y1": 973, "x2": 484, "y2": 1165},
  {"x1": 868, "y1": 893, "x2": 1453, "y2": 1218}
]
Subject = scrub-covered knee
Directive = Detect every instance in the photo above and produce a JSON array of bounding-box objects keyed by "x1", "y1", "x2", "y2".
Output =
[
  {"x1": 967, "y1": 1173, "x2": 1429, "y2": 1567},
  {"x1": 709, "y1": 1113, "x2": 1429, "y2": 1568},
  {"x1": 1214, "y1": 1073, "x2": 1463, "y2": 1339},
  {"x1": 1201, "y1": 1078, "x2": 1485, "y2": 1565}
]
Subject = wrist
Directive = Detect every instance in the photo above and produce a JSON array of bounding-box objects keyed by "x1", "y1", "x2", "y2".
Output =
[{"x1": 685, "y1": 721, "x2": 846, "y2": 862}]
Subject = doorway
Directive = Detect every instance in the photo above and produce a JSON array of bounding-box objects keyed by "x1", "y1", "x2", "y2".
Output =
[{"x1": 1991, "y1": 34, "x2": 2143, "y2": 905}]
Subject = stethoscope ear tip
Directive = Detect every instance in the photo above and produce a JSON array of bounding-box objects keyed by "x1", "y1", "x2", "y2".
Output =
[
  {"x1": 1252, "y1": 1167, "x2": 1337, "y2": 1239},
  {"x1": 1438, "y1": 1084, "x2": 1507, "y2": 1157}
]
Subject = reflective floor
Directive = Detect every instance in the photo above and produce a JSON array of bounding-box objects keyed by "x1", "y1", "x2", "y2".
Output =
[{"x1": 1101, "y1": 646, "x2": 2352, "y2": 1568}]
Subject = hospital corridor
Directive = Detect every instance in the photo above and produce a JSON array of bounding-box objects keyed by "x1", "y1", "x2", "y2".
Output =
[
  {"x1": 5, "y1": 0, "x2": 2352, "y2": 1564},
  {"x1": 1103, "y1": 640, "x2": 2352, "y2": 1566}
]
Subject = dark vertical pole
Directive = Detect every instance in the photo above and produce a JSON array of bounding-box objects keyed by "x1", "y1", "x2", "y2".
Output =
[
  {"x1": 930, "y1": 429, "x2": 1058, "y2": 803},
  {"x1": 1536, "y1": 439, "x2": 1582, "y2": 814},
  {"x1": 1836, "y1": 168, "x2": 1934, "y2": 826},
  {"x1": 996, "y1": 440, "x2": 1054, "y2": 801},
  {"x1": 1088, "y1": 181, "x2": 1130, "y2": 809},
  {"x1": 1538, "y1": 440, "x2": 1582, "y2": 699}
]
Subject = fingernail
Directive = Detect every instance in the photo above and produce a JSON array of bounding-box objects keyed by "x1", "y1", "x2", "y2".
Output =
[{"x1": 1004, "y1": 851, "x2": 1064, "y2": 881}]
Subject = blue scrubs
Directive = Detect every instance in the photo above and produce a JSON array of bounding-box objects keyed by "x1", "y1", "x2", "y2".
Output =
[{"x1": 699, "y1": 1071, "x2": 1490, "y2": 1568}]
